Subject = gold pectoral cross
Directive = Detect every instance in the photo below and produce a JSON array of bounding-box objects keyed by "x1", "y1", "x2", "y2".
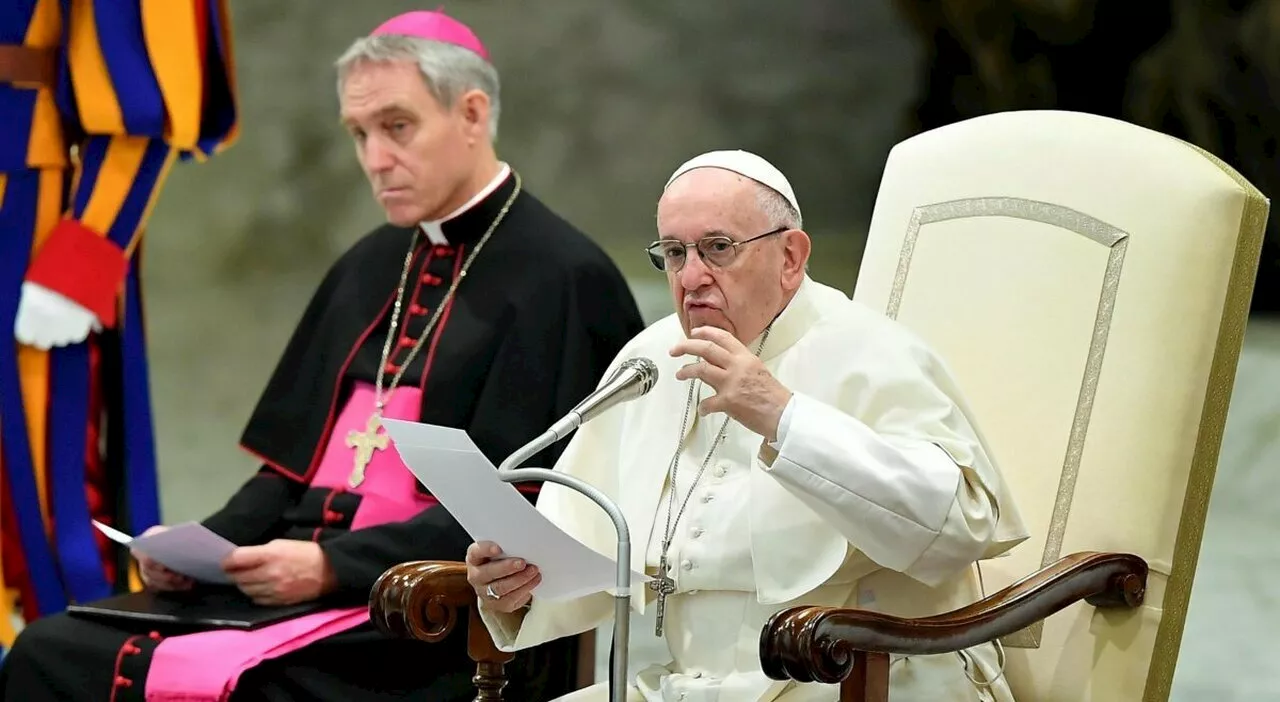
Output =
[
  {"x1": 648, "y1": 552, "x2": 677, "y2": 637},
  {"x1": 346, "y1": 412, "x2": 389, "y2": 488}
]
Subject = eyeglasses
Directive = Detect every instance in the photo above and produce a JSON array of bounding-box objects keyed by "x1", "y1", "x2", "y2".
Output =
[{"x1": 644, "y1": 227, "x2": 787, "y2": 273}]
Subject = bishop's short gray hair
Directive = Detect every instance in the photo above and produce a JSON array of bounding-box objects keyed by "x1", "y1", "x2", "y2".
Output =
[{"x1": 335, "y1": 34, "x2": 501, "y2": 142}]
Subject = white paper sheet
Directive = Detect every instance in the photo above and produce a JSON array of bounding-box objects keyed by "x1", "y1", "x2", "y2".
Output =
[
  {"x1": 97, "y1": 521, "x2": 238, "y2": 585},
  {"x1": 383, "y1": 419, "x2": 648, "y2": 601},
  {"x1": 91, "y1": 520, "x2": 134, "y2": 546}
]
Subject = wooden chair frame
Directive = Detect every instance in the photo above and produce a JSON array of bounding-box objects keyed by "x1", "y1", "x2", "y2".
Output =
[{"x1": 369, "y1": 553, "x2": 1147, "y2": 701}]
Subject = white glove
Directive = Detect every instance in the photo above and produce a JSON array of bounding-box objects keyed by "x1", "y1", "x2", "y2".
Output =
[{"x1": 14, "y1": 281, "x2": 103, "y2": 350}]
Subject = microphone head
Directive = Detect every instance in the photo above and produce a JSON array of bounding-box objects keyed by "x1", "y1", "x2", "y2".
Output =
[
  {"x1": 568, "y1": 357, "x2": 661, "y2": 427},
  {"x1": 618, "y1": 357, "x2": 659, "y2": 396}
]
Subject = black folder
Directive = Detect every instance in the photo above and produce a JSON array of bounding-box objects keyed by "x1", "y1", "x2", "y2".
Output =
[{"x1": 67, "y1": 587, "x2": 326, "y2": 631}]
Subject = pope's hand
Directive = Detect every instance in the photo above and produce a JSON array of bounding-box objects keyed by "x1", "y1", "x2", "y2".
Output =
[
  {"x1": 14, "y1": 282, "x2": 102, "y2": 349},
  {"x1": 222, "y1": 539, "x2": 336, "y2": 606},
  {"x1": 466, "y1": 541, "x2": 540, "y2": 614},
  {"x1": 670, "y1": 326, "x2": 793, "y2": 442},
  {"x1": 135, "y1": 526, "x2": 196, "y2": 593}
]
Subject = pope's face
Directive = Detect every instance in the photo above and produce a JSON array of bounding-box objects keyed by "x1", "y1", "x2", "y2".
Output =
[
  {"x1": 655, "y1": 168, "x2": 809, "y2": 344},
  {"x1": 339, "y1": 59, "x2": 488, "y2": 227}
]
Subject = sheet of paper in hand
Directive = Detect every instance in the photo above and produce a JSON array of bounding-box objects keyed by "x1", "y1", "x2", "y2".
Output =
[
  {"x1": 95, "y1": 520, "x2": 237, "y2": 585},
  {"x1": 382, "y1": 419, "x2": 649, "y2": 601}
]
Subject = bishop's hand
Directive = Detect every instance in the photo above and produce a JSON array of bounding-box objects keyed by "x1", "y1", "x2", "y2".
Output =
[
  {"x1": 670, "y1": 326, "x2": 793, "y2": 442},
  {"x1": 222, "y1": 539, "x2": 337, "y2": 606},
  {"x1": 135, "y1": 526, "x2": 196, "y2": 592},
  {"x1": 466, "y1": 541, "x2": 540, "y2": 614}
]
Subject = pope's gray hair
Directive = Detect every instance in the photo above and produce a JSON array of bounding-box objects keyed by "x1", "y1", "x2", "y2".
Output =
[
  {"x1": 755, "y1": 183, "x2": 808, "y2": 272},
  {"x1": 335, "y1": 34, "x2": 501, "y2": 142},
  {"x1": 756, "y1": 185, "x2": 802, "y2": 231}
]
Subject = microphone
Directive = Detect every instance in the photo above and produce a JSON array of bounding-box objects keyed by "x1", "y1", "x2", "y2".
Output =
[
  {"x1": 549, "y1": 357, "x2": 659, "y2": 440},
  {"x1": 497, "y1": 357, "x2": 658, "y2": 472}
]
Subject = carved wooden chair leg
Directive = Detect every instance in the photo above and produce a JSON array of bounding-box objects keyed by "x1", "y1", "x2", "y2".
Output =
[
  {"x1": 468, "y1": 603, "x2": 514, "y2": 701},
  {"x1": 841, "y1": 652, "x2": 890, "y2": 702}
]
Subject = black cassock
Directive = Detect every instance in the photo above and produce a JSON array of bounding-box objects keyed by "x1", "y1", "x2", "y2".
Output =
[{"x1": 0, "y1": 173, "x2": 645, "y2": 701}]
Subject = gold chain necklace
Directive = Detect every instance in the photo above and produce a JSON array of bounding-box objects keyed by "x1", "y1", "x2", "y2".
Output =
[
  {"x1": 647, "y1": 323, "x2": 772, "y2": 636},
  {"x1": 344, "y1": 172, "x2": 522, "y2": 488}
]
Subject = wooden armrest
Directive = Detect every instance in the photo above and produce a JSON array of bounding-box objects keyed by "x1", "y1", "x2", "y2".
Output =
[
  {"x1": 760, "y1": 551, "x2": 1147, "y2": 691},
  {"x1": 369, "y1": 560, "x2": 482, "y2": 642},
  {"x1": 370, "y1": 560, "x2": 514, "y2": 699}
]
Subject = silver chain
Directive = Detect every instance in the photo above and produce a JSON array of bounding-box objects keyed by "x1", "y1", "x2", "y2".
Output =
[
  {"x1": 372, "y1": 172, "x2": 522, "y2": 411},
  {"x1": 658, "y1": 324, "x2": 773, "y2": 561}
]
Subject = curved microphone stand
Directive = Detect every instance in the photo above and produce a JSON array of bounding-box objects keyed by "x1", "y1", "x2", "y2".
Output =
[
  {"x1": 495, "y1": 358, "x2": 657, "y2": 702},
  {"x1": 497, "y1": 467, "x2": 631, "y2": 702}
]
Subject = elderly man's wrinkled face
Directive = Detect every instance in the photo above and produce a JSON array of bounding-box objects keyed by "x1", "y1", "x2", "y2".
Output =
[
  {"x1": 655, "y1": 168, "x2": 809, "y2": 344},
  {"x1": 340, "y1": 59, "x2": 487, "y2": 226}
]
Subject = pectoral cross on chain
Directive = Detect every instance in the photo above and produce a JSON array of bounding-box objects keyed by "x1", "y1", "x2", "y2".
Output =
[
  {"x1": 647, "y1": 551, "x2": 677, "y2": 636},
  {"x1": 346, "y1": 412, "x2": 389, "y2": 488}
]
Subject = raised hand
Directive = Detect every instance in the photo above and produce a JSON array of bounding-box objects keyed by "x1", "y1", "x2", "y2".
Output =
[
  {"x1": 14, "y1": 282, "x2": 102, "y2": 349},
  {"x1": 669, "y1": 325, "x2": 792, "y2": 441}
]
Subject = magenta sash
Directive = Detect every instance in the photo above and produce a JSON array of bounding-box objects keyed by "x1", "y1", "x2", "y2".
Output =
[{"x1": 144, "y1": 382, "x2": 434, "y2": 701}]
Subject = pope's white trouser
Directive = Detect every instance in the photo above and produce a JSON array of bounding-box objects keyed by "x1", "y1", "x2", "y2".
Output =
[{"x1": 552, "y1": 588, "x2": 1009, "y2": 702}]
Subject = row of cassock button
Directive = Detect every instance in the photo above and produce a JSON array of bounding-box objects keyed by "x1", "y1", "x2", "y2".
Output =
[
  {"x1": 679, "y1": 461, "x2": 731, "y2": 578},
  {"x1": 385, "y1": 266, "x2": 448, "y2": 374},
  {"x1": 679, "y1": 482, "x2": 713, "y2": 702}
]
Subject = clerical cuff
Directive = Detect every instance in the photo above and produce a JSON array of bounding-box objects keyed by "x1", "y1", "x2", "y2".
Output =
[
  {"x1": 760, "y1": 391, "x2": 842, "y2": 472},
  {"x1": 477, "y1": 602, "x2": 526, "y2": 649},
  {"x1": 774, "y1": 394, "x2": 796, "y2": 445},
  {"x1": 758, "y1": 394, "x2": 797, "y2": 468}
]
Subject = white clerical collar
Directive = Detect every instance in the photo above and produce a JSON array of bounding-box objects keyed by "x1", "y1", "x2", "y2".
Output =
[
  {"x1": 418, "y1": 162, "x2": 512, "y2": 245},
  {"x1": 756, "y1": 276, "x2": 819, "y2": 363}
]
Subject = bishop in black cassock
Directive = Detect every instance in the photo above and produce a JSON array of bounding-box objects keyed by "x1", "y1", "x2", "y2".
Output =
[{"x1": 0, "y1": 166, "x2": 645, "y2": 700}]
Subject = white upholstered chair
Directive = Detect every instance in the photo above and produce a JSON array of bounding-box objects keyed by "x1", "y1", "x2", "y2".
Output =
[
  {"x1": 369, "y1": 109, "x2": 1268, "y2": 702},
  {"x1": 760, "y1": 110, "x2": 1268, "y2": 701}
]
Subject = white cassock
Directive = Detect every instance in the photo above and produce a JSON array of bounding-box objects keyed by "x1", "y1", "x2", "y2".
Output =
[{"x1": 481, "y1": 277, "x2": 1030, "y2": 701}]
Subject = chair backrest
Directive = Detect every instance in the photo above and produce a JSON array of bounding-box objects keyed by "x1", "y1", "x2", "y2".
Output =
[{"x1": 851, "y1": 110, "x2": 1267, "y2": 701}]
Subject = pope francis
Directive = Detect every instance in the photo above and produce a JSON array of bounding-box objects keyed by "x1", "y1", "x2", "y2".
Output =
[{"x1": 466, "y1": 150, "x2": 1030, "y2": 701}]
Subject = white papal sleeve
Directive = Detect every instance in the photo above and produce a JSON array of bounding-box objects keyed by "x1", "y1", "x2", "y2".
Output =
[
  {"x1": 479, "y1": 590, "x2": 614, "y2": 652},
  {"x1": 761, "y1": 391, "x2": 1001, "y2": 588}
]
